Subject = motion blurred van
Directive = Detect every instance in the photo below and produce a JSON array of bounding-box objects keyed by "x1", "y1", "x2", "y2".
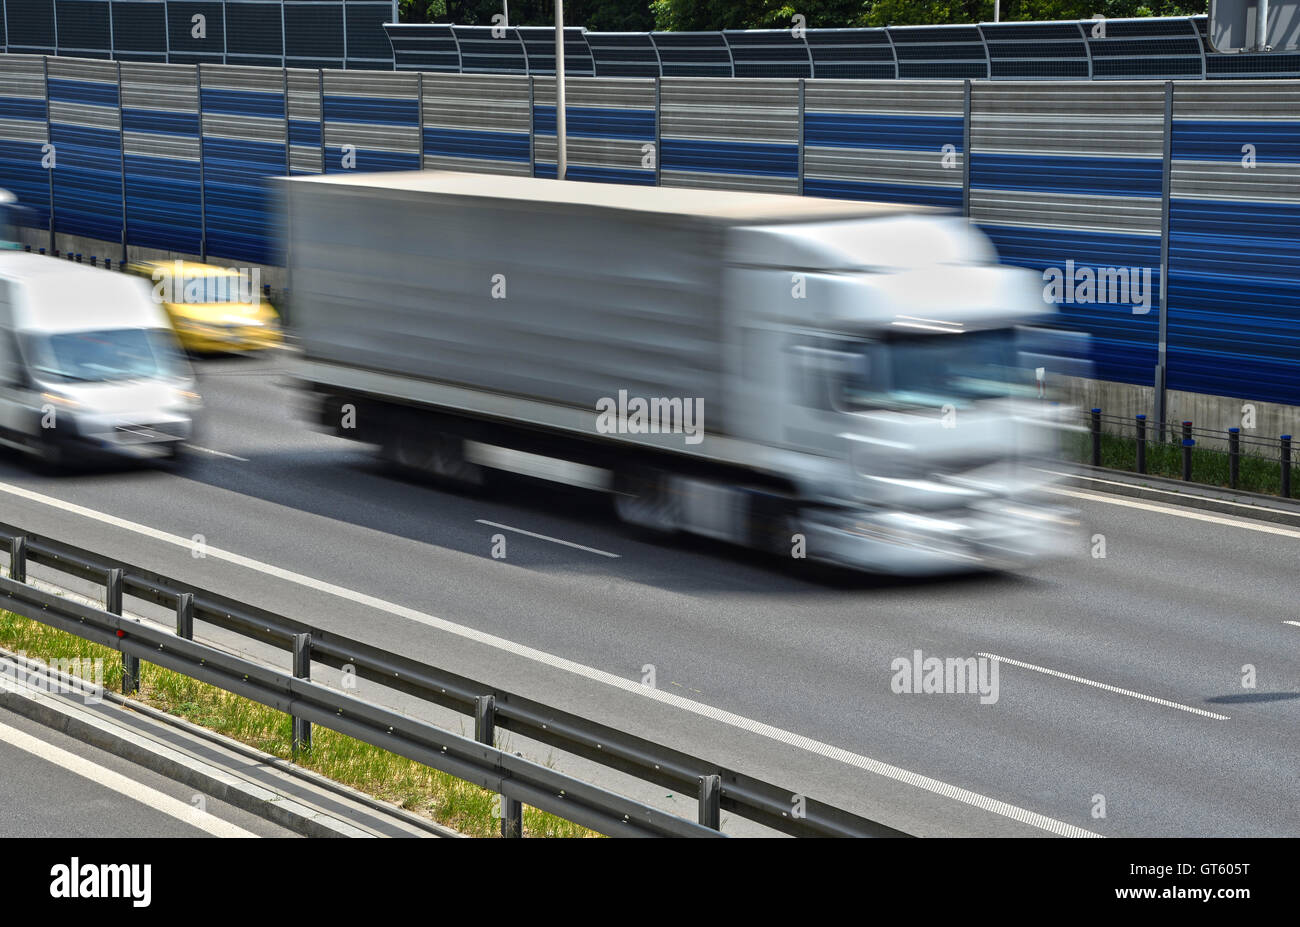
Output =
[{"x1": 0, "y1": 253, "x2": 200, "y2": 465}]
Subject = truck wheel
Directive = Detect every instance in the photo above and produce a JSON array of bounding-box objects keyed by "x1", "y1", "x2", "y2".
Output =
[
  {"x1": 384, "y1": 432, "x2": 484, "y2": 489},
  {"x1": 750, "y1": 493, "x2": 801, "y2": 559},
  {"x1": 612, "y1": 468, "x2": 677, "y2": 535}
]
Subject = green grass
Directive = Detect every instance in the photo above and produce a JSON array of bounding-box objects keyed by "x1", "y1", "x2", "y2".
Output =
[
  {"x1": 0, "y1": 609, "x2": 595, "y2": 838},
  {"x1": 1063, "y1": 430, "x2": 1299, "y2": 498}
]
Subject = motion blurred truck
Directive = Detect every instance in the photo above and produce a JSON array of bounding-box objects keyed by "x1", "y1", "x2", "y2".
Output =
[{"x1": 279, "y1": 171, "x2": 1077, "y2": 575}]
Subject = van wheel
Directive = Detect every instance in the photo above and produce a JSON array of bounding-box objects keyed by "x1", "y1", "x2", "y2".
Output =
[
  {"x1": 34, "y1": 435, "x2": 66, "y2": 474},
  {"x1": 612, "y1": 468, "x2": 677, "y2": 534}
]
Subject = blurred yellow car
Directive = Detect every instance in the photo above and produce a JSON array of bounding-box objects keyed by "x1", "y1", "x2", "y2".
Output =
[{"x1": 126, "y1": 260, "x2": 282, "y2": 353}]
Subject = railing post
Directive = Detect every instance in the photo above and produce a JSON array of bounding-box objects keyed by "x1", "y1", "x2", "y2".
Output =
[
  {"x1": 698, "y1": 774, "x2": 721, "y2": 830},
  {"x1": 1282, "y1": 435, "x2": 1292, "y2": 499},
  {"x1": 10, "y1": 535, "x2": 26, "y2": 583},
  {"x1": 1089, "y1": 408, "x2": 1101, "y2": 467},
  {"x1": 108, "y1": 568, "x2": 138, "y2": 694},
  {"x1": 475, "y1": 694, "x2": 522, "y2": 836},
  {"x1": 1228, "y1": 427, "x2": 1240, "y2": 489},
  {"x1": 1181, "y1": 421, "x2": 1194, "y2": 482},
  {"x1": 1135, "y1": 414, "x2": 1146, "y2": 474},
  {"x1": 175, "y1": 592, "x2": 194, "y2": 640},
  {"x1": 291, "y1": 632, "x2": 312, "y2": 753}
]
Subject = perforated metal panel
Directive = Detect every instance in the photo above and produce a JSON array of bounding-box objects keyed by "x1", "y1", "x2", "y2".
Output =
[
  {"x1": 321, "y1": 69, "x2": 417, "y2": 173},
  {"x1": 47, "y1": 56, "x2": 122, "y2": 242},
  {"x1": 0, "y1": 54, "x2": 50, "y2": 228},
  {"x1": 660, "y1": 77, "x2": 798, "y2": 193},
  {"x1": 420, "y1": 72, "x2": 529, "y2": 175},
  {"x1": 971, "y1": 81, "x2": 1166, "y2": 386},
  {"x1": 120, "y1": 60, "x2": 201, "y2": 252},
  {"x1": 532, "y1": 76, "x2": 654, "y2": 184},
  {"x1": 803, "y1": 80, "x2": 964, "y2": 208},
  {"x1": 286, "y1": 66, "x2": 321, "y2": 174},
  {"x1": 198, "y1": 61, "x2": 285, "y2": 262},
  {"x1": 1166, "y1": 80, "x2": 1300, "y2": 403}
]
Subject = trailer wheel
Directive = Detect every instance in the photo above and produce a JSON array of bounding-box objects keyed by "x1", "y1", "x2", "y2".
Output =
[
  {"x1": 383, "y1": 431, "x2": 484, "y2": 489},
  {"x1": 612, "y1": 468, "x2": 677, "y2": 535}
]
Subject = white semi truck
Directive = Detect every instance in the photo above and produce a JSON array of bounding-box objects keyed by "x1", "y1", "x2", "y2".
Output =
[{"x1": 279, "y1": 171, "x2": 1078, "y2": 575}]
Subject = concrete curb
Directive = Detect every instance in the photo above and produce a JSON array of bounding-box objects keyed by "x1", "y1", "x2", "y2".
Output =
[
  {"x1": 0, "y1": 651, "x2": 446, "y2": 838},
  {"x1": 1046, "y1": 466, "x2": 1300, "y2": 528}
]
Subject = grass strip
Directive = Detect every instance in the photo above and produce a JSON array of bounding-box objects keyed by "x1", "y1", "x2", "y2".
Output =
[{"x1": 1063, "y1": 431, "x2": 1299, "y2": 498}]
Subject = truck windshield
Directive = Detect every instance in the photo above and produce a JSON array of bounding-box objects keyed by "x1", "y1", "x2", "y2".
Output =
[
  {"x1": 23, "y1": 328, "x2": 189, "y2": 383},
  {"x1": 841, "y1": 329, "x2": 1029, "y2": 411}
]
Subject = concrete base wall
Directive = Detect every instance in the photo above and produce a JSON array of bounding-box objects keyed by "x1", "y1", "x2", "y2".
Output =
[
  {"x1": 1060, "y1": 375, "x2": 1298, "y2": 454},
  {"x1": 13, "y1": 225, "x2": 288, "y2": 297}
]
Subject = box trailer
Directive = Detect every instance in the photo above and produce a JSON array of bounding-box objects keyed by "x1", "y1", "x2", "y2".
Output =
[{"x1": 279, "y1": 171, "x2": 1077, "y2": 575}]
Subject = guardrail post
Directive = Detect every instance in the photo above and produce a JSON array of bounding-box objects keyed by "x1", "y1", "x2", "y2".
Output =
[
  {"x1": 1282, "y1": 435, "x2": 1292, "y2": 499},
  {"x1": 1228, "y1": 427, "x2": 1240, "y2": 489},
  {"x1": 1135, "y1": 414, "x2": 1147, "y2": 474},
  {"x1": 1181, "y1": 421, "x2": 1194, "y2": 482},
  {"x1": 475, "y1": 695, "x2": 521, "y2": 836},
  {"x1": 175, "y1": 592, "x2": 194, "y2": 640},
  {"x1": 292, "y1": 633, "x2": 312, "y2": 753},
  {"x1": 10, "y1": 535, "x2": 26, "y2": 583},
  {"x1": 107, "y1": 569, "x2": 138, "y2": 694},
  {"x1": 698, "y1": 774, "x2": 721, "y2": 829},
  {"x1": 1089, "y1": 408, "x2": 1101, "y2": 467}
]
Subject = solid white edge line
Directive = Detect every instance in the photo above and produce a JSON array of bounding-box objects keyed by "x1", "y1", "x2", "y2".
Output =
[
  {"x1": 978, "y1": 652, "x2": 1229, "y2": 721},
  {"x1": 1283, "y1": 621, "x2": 1300, "y2": 629},
  {"x1": 475, "y1": 519, "x2": 621, "y2": 558},
  {"x1": 183, "y1": 445, "x2": 250, "y2": 462},
  {"x1": 1046, "y1": 486, "x2": 1300, "y2": 539},
  {"x1": 0, "y1": 479, "x2": 1096, "y2": 837},
  {"x1": 0, "y1": 718, "x2": 257, "y2": 838}
]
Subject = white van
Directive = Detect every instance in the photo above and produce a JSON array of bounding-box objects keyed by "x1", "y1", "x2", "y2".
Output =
[{"x1": 0, "y1": 253, "x2": 200, "y2": 465}]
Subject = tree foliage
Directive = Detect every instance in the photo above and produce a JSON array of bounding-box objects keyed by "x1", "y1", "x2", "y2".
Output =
[{"x1": 398, "y1": 0, "x2": 1207, "y2": 30}]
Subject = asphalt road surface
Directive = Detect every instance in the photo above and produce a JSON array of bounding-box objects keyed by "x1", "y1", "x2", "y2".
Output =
[
  {"x1": 1, "y1": 352, "x2": 1296, "y2": 837},
  {"x1": 0, "y1": 708, "x2": 295, "y2": 837}
]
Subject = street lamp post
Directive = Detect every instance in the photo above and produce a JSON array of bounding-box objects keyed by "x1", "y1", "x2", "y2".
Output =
[{"x1": 555, "y1": 0, "x2": 567, "y2": 179}]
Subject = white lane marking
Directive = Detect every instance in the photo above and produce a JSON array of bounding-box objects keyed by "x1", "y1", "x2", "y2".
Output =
[
  {"x1": 979, "y1": 652, "x2": 1229, "y2": 721},
  {"x1": 1284, "y1": 621, "x2": 1300, "y2": 629},
  {"x1": 475, "y1": 519, "x2": 621, "y2": 558},
  {"x1": 0, "y1": 719, "x2": 257, "y2": 837},
  {"x1": 1047, "y1": 487, "x2": 1300, "y2": 539},
  {"x1": 0, "y1": 480, "x2": 1093, "y2": 838},
  {"x1": 184, "y1": 445, "x2": 249, "y2": 462}
]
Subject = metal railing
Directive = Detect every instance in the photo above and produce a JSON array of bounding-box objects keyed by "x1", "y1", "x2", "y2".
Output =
[
  {"x1": 1083, "y1": 408, "x2": 1294, "y2": 497},
  {"x1": 0, "y1": 522, "x2": 906, "y2": 838}
]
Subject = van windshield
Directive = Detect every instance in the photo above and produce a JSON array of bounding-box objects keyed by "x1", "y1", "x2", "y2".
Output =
[{"x1": 23, "y1": 328, "x2": 189, "y2": 383}]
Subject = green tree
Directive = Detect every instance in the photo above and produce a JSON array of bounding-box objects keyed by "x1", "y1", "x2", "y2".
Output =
[
  {"x1": 401, "y1": 0, "x2": 657, "y2": 30},
  {"x1": 647, "y1": 0, "x2": 1206, "y2": 30}
]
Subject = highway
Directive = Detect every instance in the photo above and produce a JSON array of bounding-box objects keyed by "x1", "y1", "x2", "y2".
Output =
[{"x1": 1, "y1": 352, "x2": 1297, "y2": 837}]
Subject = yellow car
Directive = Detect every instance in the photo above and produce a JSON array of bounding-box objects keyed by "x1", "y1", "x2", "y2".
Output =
[{"x1": 126, "y1": 260, "x2": 282, "y2": 353}]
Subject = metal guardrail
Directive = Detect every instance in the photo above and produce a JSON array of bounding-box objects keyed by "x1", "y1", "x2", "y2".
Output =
[{"x1": 0, "y1": 522, "x2": 907, "y2": 838}]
